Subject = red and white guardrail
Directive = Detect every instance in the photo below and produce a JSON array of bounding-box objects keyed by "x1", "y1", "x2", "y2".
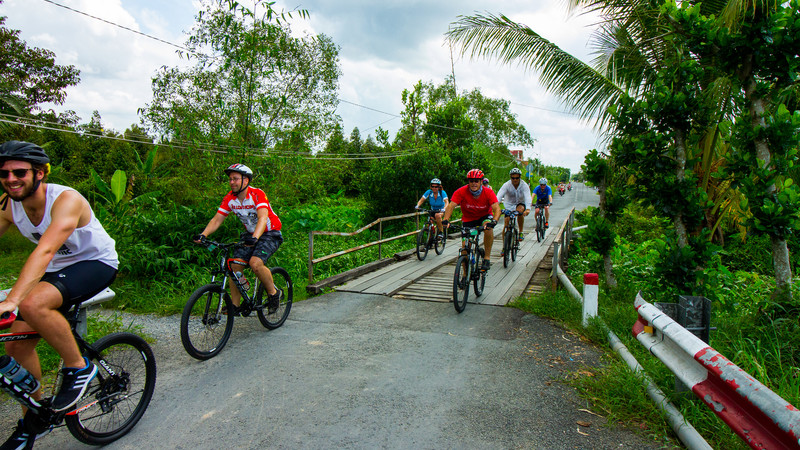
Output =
[{"x1": 633, "y1": 293, "x2": 800, "y2": 449}]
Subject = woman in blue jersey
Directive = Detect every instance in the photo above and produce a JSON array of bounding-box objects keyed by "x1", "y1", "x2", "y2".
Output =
[{"x1": 414, "y1": 178, "x2": 449, "y2": 238}]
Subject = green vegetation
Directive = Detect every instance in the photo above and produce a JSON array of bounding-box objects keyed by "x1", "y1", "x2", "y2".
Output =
[{"x1": 511, "y1": 205, "x2": 799, "y2": 448}]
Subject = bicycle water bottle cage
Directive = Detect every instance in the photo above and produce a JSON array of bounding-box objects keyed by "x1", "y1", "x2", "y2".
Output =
[{"x1": 226, "y1": 258, "x2": 248, "y2": 272}]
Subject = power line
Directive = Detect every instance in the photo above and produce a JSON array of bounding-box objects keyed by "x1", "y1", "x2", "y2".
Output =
[
  {"x1": 0, "y1": 116, "x2": 428, "y2": 161},
  {"x1": 510, "y1": 101, "x2": 583, "y2": 117},
  {"x1": 40, "y1": 0, "x2": 191, "y2": 53}
]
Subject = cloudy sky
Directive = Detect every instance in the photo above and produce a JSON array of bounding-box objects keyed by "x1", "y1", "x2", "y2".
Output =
[{"x1": 1, "y1": 0, "x2": 604, "y2": 173}]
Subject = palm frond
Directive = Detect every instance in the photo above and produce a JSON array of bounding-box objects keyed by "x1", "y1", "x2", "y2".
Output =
[{"x1": 447, "y1": 13, "x2": 624, "y2": 127}]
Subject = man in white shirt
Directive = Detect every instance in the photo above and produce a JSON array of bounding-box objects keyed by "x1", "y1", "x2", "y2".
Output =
[{"x1": 495, "y1": 168, "x2": 532, "y2": 240}]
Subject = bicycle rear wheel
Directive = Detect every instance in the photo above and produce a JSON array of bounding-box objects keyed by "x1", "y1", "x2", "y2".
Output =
[
  {"x1": 453, "y1": 255, "x2": 470, "y2": 313},
  {"x1": 473, "y1": 248, "x2": 486, "y2": 297},
  {"x1": 434, "y1": 227, "x2": 447, "y2": 255},
  {"x1": 257, "y1": 267, "x2": 293, "y2": 329},
  {"x1": 66, "y1": 332, "x2": 156, "y2": 445},
  {"x1": 180, "y1": 284, "x2": 234, "y2": 360},
  {"x1": 416, "y1": 226, "x2": 430, "y2": 261}
]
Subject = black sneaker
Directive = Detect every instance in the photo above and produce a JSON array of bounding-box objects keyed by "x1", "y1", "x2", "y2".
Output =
[
  {"x1": 51, "y1": 357, "x2": 97, "y2": 412},
  {"x1": 267, "y1": 289, "x2": 283, "y2": 314},
  {"x1": 481, "y1": 260, "x2": 491, "y2": 272},
  {"x1": 1, "y1": 419, "x2": 51, "y2": 450},
  {"x1": 222, "y1": 304, "x2": 241, "y2": 316}
]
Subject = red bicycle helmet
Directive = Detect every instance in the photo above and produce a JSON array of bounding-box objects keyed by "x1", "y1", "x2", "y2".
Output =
[{"x1": 466, "y1": 169, "x2": 484, "y2": 179}]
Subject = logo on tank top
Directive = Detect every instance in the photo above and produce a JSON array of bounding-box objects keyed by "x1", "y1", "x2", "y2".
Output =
[{"x1": 31, "y1": 232, "x2": 72, "y2": 255}]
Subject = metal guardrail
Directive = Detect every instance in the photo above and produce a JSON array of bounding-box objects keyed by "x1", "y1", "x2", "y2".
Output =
[
  {"x1": 306, "y1": 209, "x2": 461, "y2": 284},
  {"x1": 550, "y1": 207, "x2": 576, "y2": 289},
  {"x1": 634, "y1": 294, "x2": 800, "y2": 449}
]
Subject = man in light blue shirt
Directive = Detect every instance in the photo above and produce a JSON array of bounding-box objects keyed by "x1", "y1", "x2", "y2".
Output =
[{"x1": 415, "y1": 178, "x2": 449, "y2": 237}]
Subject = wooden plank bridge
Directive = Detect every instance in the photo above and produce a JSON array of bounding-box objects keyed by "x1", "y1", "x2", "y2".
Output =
[{"x1": 335, "y1": 223, "x2": 560, "y2": 306}]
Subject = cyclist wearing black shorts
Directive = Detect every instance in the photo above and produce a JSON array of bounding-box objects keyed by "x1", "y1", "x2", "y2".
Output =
[
  {"x1": 0, "y1": 141, "x2": 119, "y2": 447},
  {"x1": 533, "y1": 177, "x2": 553, "y2": 228},
  {"x1": 194, "y1": 164, "x2": 284, "y2": 316}
]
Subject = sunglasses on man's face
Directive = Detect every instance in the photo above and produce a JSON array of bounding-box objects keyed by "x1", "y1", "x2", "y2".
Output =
[
  {"x1": 511, "y1": 176, "x2": 520, "y2": 180},
  {"x1": 467, "y1": 178, "x2": 482, "y2": 183},
  {"x1": 0, "y1": 168, "x2": 34, "y2": 179},
  {"x1": 430, "y1": 185, "x2": 440, "y2": 188}
]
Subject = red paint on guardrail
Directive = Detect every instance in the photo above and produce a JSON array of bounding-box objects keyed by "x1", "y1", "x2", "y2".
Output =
[
  {"x1": 633, "y1": 295, "x2": 800, "y2": 449},
  {"x1": 583, "y1": 273, "x2": 599, "y2": 285}
]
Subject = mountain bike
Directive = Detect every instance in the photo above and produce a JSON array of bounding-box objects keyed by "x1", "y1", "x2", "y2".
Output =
[
  {"x1": 181, "y1": 237, "x2": 293, "y2": 360},
  {"x1": 535, "y1": 203, "x2": 550, "y2": 242},
  {"x1": 0, "y1": 300, "x2": 156, "y2": 446},
  {"x1": 450, "y1": 224, "x2": 487, "y2": 313},
  {"x1": 415, "y1": 209, "x2": 447, "y2": 261},
  {"x1": 501, "y1": 209, "x2": 521, "y2": 268},
  {"x1": 534, "y1": 203, "x2": 550, "y2": 243}
]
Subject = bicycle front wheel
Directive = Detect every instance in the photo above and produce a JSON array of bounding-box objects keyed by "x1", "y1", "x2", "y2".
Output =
[
  {"x1": 257, "y1": 267, "x2": 293, "y2": 329},
  {"x1": 503, "y1": 230, "x2": 512, "y2": 268},
  {"x1": 66, "y1": 332, "x2": 156, "y2": 445},
  {"x1": 473, "y1": 248, "x2": 486, "y2": 297},
  {"x1": 536, "y1": 216, "x2": 544, "y2": 243},
  {"x1": 511, "y1": 228, "x2": 519, "y2": 261},
  {"x1": 453, "y1": 255, "x2": 470, "y2": 313},
  {"x1": 434, "y1": 227, "x2": 447, "y2": 255},
  {"x1": 180, "y1": 284, "x2": 234, "y2": 360},
  {"x1": 416, "y1": 227, "x2": 430, "y2": 261}
]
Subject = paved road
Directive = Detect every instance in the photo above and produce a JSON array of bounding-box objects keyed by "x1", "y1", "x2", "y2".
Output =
[{"x1": 23, "y1": 302, "x2": 662, "y2": 447}]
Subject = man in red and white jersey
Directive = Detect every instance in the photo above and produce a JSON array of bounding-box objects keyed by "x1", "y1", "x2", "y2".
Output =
[
  {"x1": 442, "y1": 168, "x2": 501, "y2": 271},
  {"x1": 194, "y1": 164, "x2": 283, "y2": 314}
]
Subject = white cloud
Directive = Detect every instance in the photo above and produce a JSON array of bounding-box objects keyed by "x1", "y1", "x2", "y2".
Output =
[{"x1": 0, "y1": 0, "x2": 603, "y2": 171}]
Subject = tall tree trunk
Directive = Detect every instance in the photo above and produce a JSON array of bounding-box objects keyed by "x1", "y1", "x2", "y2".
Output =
[
  {"x1": 597, "y1": 176, "x2": 617, "y2": 287},
  {"x1": 673, "y1": 128, "x2": 690, "y2": 248},
  {"x1": 603, "y1": 253, "x2": 617, "y2": 288},
  {"x1": 743, "y1": 74, "x2": 794, "y2": 302}
]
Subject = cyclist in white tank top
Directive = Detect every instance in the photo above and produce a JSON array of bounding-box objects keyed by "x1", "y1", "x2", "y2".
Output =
[
  {"x1": 0, "y1": 142, "x2": 119, "y2": 438},
  {"x1": 10, "y1": 184, "x2": 118, "y2": 271}
]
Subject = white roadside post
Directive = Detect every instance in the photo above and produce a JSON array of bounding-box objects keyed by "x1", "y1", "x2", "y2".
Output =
[{"x1": 582, "y1": 273, "x2": 599, "y2": 327}]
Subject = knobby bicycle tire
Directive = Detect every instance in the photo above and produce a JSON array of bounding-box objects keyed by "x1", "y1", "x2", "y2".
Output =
[
  {"x1": 503, "y1": 230, "x2": 512, "y2": 268},
  {"x1": 473, "y1": 248, "x2": 486, "y2": 297},
  {"x1": 434, "y1": 227, "x2": 447, "y2": 255},
  {"x1": 511, "y1": 228, "x2": 519, "y2": 261},
  {"x1": 416, "y1": 226, "x2": 430, "y2": 261},
  {"x1": 66, "y1": 332, "x2": 156, "y2": 445},
  {"x1": 180, "y1": 284, "x2": 234, "y2": 360},
  {"x1": 257, "y1": 267, "x2": 293, "y2": 329},
  {"x1": 453, "y1": 254, "x2": 470, "y2": 313}
]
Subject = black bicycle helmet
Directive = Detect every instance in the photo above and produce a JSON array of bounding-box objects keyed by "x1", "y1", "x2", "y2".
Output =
[{"x1": 0, "y1": 141, "x2": 50, "y2": 165}]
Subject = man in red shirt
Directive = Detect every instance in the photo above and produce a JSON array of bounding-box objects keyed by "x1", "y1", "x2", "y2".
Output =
[
  {"x1": 194, "y1": 164, "x2": 283, "y2": 314},
  {"x1": 442, "y1": 169, "x2": 501, "y2": 271}
]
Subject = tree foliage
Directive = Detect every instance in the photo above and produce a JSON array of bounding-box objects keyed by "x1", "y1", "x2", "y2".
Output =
[
  {"x1": 142, "y1": 0, "x2": 341, "y2": 156},
  {"x1": 0, "y1": 15, "x2": 80, "y2": 114}
]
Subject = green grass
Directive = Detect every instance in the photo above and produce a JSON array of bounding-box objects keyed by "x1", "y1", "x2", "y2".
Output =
[{"x1": 509, "y1": 234, "x2": 798, "y2": 449}]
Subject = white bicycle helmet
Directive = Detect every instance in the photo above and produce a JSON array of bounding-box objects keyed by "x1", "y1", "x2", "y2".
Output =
[
  {"x1": 538, "y1": 177, "x2": 548, "y2": 185},
  {"x1": 224, "y1": 163, "x2": 253, "y2": 180},
  {"x1": 430, "y1": 178, "x2": 442, "y2": 185},
  {"x1": 510, "y1": 167, "x2": 522, "y2": 176}
]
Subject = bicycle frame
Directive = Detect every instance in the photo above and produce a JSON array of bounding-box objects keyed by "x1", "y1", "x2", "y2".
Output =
[
  {"x1": 0, "y1": 309, "x2": 105, "y2": 416},
  {"x1": 206, "y1": 241, "x2": 262, "y2": 307}
]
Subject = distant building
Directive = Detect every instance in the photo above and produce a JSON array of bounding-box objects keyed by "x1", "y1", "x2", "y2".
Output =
[{"x1": 509, "y1": 149, "x2": 524, "y2": 163}]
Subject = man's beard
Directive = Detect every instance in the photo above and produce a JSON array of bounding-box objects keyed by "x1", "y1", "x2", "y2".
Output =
[{"x1": 2, "y1": 179, "x2": 36, "y2": 201}]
